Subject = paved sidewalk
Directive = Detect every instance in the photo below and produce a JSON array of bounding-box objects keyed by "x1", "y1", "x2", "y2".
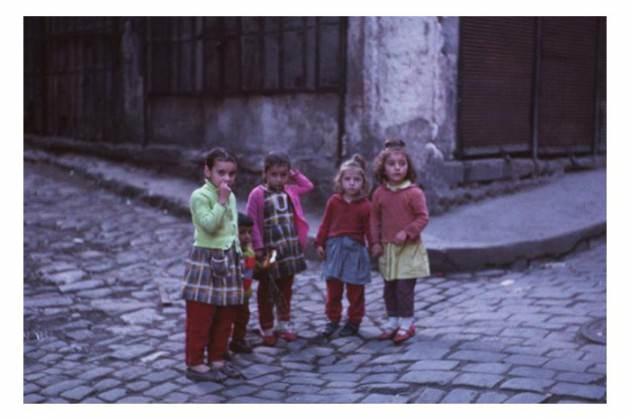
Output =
[
  {"x1": 24, "y1": 148, "x2": 606, "y2": 272},
  {"x1": 23, "y1": 161, "x2": 606, "y2": 403}
]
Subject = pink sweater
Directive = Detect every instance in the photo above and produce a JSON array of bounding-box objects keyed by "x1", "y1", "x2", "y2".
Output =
[
  {"x1": 246, "y1": 169, "x2": 314, "y2": 251},
  {"x1": 370, "y1": 184, "x2": 429, "y2": 245}
]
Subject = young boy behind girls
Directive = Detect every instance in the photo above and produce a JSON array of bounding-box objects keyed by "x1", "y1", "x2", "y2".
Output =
[{"x1": 229, "y1": 212, "x2": 256, "y2": 354}]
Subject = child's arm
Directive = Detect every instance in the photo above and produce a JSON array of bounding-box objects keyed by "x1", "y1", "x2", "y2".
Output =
[
  {"x1": 364, "y1": 200, "x2": 375, "y2": 249},
  {"x1": 246, "y1": 188, "x2": 265, "y2": 252},
  {"x1": 402, "y1": 188, "x2": 430, "y2": 240},
  {"x1": 315, "y1": 197, "x2": 334, "y2": 257},
  {"x1": 369, "y1": 191, "x2": 383, "y2": 257},
  {"x1": 288, "y1": 168, "x2": 314, "y2": 195},
  {"x1": 190, "y1": 192, "x2": 229, "y2": 235}
]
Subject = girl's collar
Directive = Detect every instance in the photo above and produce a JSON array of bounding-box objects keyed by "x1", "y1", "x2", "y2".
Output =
[
  {"x1": 337, "y1": 192, "x2": 365, "y2": 204},
  {"x1": 263, "y1": 183, "x2": 285, "y2": 193},
  {"x1": 205, "y1": 179, "x2": 218, "y2": 190},
  {"x1": 385, "y1": 180, "x2": 412, "y2": 191}
]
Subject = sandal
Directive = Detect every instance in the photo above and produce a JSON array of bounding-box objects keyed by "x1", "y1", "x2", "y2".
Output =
[
  {"x1": 277, "y1": 329, "x2": 297, "y2": 341},
  {"x1": 377, "y1": 328, "x2": 399, "y2": 340},
  {"x1": 260, "y1": 329, "x2": 278, "y2": 346},
  {"x1": 277, "y1": 323, "x2": 298, "y2": 342},
  {"x1": 393, "y1": 324, "x2": 416, "y2": 344}
]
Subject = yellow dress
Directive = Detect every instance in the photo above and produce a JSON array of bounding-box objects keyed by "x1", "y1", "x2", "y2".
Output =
[{"x1": 379, "y1": 241, "x2": 431, "y2": 281}]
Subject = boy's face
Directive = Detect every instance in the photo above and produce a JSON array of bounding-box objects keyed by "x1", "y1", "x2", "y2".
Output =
[
  {"x1": 239, "y1": 226, "x2": 252, "y2": 246},
  {"x1": 265, "y1": 164, "x2": 290, "y2": 190}
]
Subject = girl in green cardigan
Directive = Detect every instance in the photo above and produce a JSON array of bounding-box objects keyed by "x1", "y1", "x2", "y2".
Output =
[{"x1": 181, "y1": 147, "x2": 244, "y2": 382}]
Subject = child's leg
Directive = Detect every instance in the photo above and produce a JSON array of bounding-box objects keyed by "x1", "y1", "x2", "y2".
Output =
[
  {"x1": 383, "y1": 280, "x2": 399, "y2": 319},
  {"x1": 257, "y1": 277, "x2": 275, "y2": 331},
  {"x1": 392, "y1": 278, "x2": 417, "y2": 343},
  {"x1": 185, "y1": 300, "x2": 216, "y2": 366},
  {"x1": 231, "y1": 302, "x2": 249, "y2": 342},
  {"x1": 396, "y1": 278, "x2": 417, "y2": 318},
  {"x1": 325, "y1": 278, "x2": 344, "y2": 324},
  {"x1": 207, "y1": 306, "x2": 236, "y2": 363},
  {"x1": 346, "y1": 283, "x2": 365, "y2": 326},
  {"x1": 276, "y1": 275, "x2": 294, "y2": 323}
]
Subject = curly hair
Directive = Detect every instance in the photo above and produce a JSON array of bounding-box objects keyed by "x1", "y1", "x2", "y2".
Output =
[
  {"x1": 333, "y1": 154, "x2": 370, "y2": 197},
  {"x1": 373, "y1": 138, "x2": 417, "y2": 184}
]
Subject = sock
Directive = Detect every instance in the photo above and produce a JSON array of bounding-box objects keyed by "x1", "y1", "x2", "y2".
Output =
[
  {"x1": 399, "y1": 317, "x2": 414, "y2": 330},
  {"x1": 385, "y1": 317, "x2": 399, "y2": 329},
  {"x1": 261, "y1": 327, "x2": 274, "y2": 337}
]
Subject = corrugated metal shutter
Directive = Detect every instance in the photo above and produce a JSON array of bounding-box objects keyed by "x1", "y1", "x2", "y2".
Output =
[
  {"x1": 458, "y1": 17, "x2": 536, "y2": 156},
  {"x1": 537, "y1": 17, "x2": 598, "y2": 153}
]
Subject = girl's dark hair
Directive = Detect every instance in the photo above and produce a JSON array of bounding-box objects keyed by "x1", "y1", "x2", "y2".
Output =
[
  {"x1": 334, "y1": 154, "x2": 370, "y2": 197},
  {"x1": 373, "y1": 138, "x2": 417, "y2": 184},
  {"x1": 205, "y1": 147, "x2": 237, "y2": 170},
  {"x1": 263, "y1": 151, "x2": 291, "y2": 173}
]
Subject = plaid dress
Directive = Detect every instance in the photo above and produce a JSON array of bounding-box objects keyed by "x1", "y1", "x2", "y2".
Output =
[
  {"x1": 263, "y1": 189, "x2": 306, "y2": 280},
  {"x1": 181, "y1": 243, "x2": 244, "y2": 306}
]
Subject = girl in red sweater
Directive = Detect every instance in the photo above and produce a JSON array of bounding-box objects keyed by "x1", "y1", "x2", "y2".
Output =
[
  {"x1": 370, "y1": 139, "x2": 431, "y2": 344},
  {"x1": 316, "y1": 154, "x2": 372, "y2": 338}
]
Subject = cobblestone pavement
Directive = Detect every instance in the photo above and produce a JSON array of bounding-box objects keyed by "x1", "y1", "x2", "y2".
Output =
[{"x1": 24, "y1": 162, "x2": 606, "y2": 403}]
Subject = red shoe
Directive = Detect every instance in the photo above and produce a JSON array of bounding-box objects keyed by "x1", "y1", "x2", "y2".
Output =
[
  {"x1": 393, "y1": 324, "x2": 416, "y2": 344},
  {"x1": 260, "y1": 329, "x2": 277, "y2": 346},
  {"x1": 261, "y1": 334, "x2": 277, "y2": 346},
  {"x1": 377, "y1": 328, "x2": 399, "y2": 340},
  {"x1": 277, "y1": 329, "x2": 297, "y2": 342}
]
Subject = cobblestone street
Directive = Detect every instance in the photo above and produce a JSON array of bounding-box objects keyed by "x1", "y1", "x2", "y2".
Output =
[{"x1": 23, "y1": 161, "x2": 606, "y2": 403}]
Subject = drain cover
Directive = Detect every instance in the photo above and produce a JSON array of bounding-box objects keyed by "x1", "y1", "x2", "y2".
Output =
[{"x1": 579, "y1": 318, "x2": 606, "y2": 344}]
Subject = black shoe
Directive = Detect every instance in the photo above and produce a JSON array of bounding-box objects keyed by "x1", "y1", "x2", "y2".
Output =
[
  {"x1": 338, "y1": 322, "x2": 359, "y2": 337},
  {"x1": 323, "y1": 322, "x2": 340, "y2": 338},
  {"x1": 185, "y1": 367, "x2": 222, "y2": 382},
  {"x1": 229, "y1": 339, "x2": 253, "y2": 354},
  {"x1": 219, "y1": 362, "x2": 245, "y2": 379}
]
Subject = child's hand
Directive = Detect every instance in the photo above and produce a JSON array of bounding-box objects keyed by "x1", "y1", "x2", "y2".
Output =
[
  {"x1": 393, "y1": 230, "x2": 408, "y2": 245},
  {"x1": 317, "y1": 246, "x2": 325, "y2": 260},
  {"x1": 218, "y1": 181, "x2": 231, "y2": 205},
  {"x1": 371, "y1": 244, "x2": 383, "y2": 258}
]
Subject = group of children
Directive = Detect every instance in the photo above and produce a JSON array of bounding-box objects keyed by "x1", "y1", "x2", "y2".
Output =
[{"x1": 181, "y1": 139, "x2": 431, "y2": 382}]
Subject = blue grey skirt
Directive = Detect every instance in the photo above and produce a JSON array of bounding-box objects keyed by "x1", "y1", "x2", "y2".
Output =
[{"x1": 321, "y1": 236, "x2": 371, "y2": 285}]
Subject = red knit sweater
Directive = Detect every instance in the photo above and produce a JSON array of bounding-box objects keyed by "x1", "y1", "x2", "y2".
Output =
[
  {"x1": 315, "y1": 194, "x2": 372, "y2": 248},
  {"x1": 370, "y1": 184, "x2": 429, "y2": 245}
]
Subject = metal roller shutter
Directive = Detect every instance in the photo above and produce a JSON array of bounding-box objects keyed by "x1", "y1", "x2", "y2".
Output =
[
  {"x1": 537, "y1": 17, "x2": 599, "y2": 154},
  {"x1": 458, "y1": 17, "x2": 536, "y2": 157}
]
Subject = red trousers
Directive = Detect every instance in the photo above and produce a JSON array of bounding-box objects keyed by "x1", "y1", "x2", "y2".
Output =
[
  {"x1": 257, "y1": 276, "x2": 293, "y2": 330},
  {"x1": 185, "y1": 300, "x2": 235, "y2": 365},
  {"x1": 232, "y1": 301, "x2": 250, "y2": 341},
  {"x1": 326, "y1": 278, "x2": 365, "y2": 326}
]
